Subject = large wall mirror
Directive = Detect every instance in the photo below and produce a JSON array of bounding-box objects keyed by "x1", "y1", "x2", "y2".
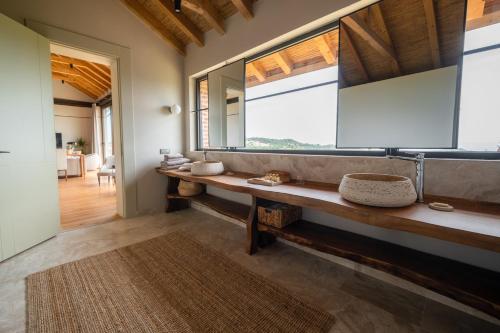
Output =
[
  {"x1": 207, "y1": 59, "x2": 246, "y2": 148},
  {"x1": 336, "y1": 0, "x2": 467, "y2": 148}
]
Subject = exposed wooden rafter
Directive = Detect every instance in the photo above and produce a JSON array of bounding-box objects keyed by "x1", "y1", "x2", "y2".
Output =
[
  {"x1": 51, "y1": 53, "x2": 111, "y2": 99},
  {"x1": 52, "y1": 63, "x2": 105, "y2": 95},
  {"x1": 422, "y1": 0, "x2": 441, "y2": 68},
  {"x1": 342, "y1": 14, "x2": 400, "y2": 74},
  {"x1": 153, "y1": 0, "x2": 204, "y2": 47},
  {"x1": 341, "y1": 26, "x2": 369, "y2": 83},
  {"x1": 230, "y1": 0, "x2": 254, "y2": 20},
  {"x1": 314, "y1": 35, "x2": 337, "y2": 65},
  {"x1": 271, "y1": 51, "x2": 293, "y2": 74},
  {"x1": 467, "y1": 9, "x2": 500, "y2": 30},
  {"x1": 247, "y1": 62, "x2": 266, "y2": 82},
  {"x1": 120, "y1": 0, "x2": 186, "y2": 55},
  {"x1": 369, "y1": 4, "x2": 400, "y2": 75},
  {"x1": 467, "y1": 0, "x2": 486, "y2": 20},
  {"x1": 51, "y1": 55, "x2": 111, "y2": 86},
  {"x1": 183, "y1": 0, "x2": 225, "y2": 34}
]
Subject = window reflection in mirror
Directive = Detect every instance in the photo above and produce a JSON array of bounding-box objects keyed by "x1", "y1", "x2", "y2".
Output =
[{"x1": 207, "y1": 59, "x2": 245, "y2": 148}]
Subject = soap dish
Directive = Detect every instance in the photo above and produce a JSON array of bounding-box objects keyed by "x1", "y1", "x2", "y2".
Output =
[{"x1": 428, "y1": 202, "x2": 454, "y2": 212}]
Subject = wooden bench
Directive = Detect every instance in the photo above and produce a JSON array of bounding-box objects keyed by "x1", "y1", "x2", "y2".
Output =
[{"x1": 157, "y1": 168, "x2": 500, "y2": 319}]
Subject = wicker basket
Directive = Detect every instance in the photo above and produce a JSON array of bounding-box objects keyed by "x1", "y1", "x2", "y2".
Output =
[
  {"x1": 258, "y1": 203, "x2": 302, "y2": 228},
  {"x1": 178, "y1": 180, "x2": 203, "y2": 197}
]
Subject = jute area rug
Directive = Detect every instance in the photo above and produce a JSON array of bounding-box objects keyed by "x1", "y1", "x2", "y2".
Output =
[{"x1": 27, "y1": 232, "x2": 335, "y2": 332}]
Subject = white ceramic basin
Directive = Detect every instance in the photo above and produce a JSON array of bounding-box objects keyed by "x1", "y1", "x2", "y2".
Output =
[
  {"x1": 339, "y1": 173, "x2": 417, "y2": 207},
  {"x1": 191, "y1": 160, "x2": 224, "y2": 176}
]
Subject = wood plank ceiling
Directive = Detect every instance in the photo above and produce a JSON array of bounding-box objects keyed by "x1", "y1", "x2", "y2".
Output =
[
  {"x1": 117, "y1": 0, "x2": 499, "y2": 89},
  {"x1": 245, "y1": 0, "x2": 500, "y2": 87},
  {"x1": 51, "y1": 54, "x2": 112, "y2": 100},
  {"x1": 120, "y1": 0, "x2": 258, "y2": 55}
]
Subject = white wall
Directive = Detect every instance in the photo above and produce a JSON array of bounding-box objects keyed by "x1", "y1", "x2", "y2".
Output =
[
  {"x1": 0, "y1": 0, "x2": 184, "y2": 215},
  {"x1": 54, "y1": 105, "x2": 92, "y2": 149},
  {"x1": 52, "y1": 79, "x2": 93, "y2": 102},
  {"x1": 52, "y1": 79, "x2": 93, "y2": 150}
]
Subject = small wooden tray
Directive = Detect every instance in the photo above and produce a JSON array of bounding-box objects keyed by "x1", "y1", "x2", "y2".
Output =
[{"x1": 247, "y1": 177, "x2": 283, "y2": 187}]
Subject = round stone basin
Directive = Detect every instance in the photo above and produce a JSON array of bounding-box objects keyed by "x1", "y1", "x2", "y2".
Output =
[
  {"x1": 339, "y1": 173, "x2": 417, "y2": 208},
  {"x1": 191, "y1": 160, "x2": 224, "y2": 176}
]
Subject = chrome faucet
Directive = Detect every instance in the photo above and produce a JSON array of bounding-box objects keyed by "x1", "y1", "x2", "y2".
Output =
[
  {"x1": 387, "y1": 152, "x2": 425, "y2": 203},
  {"x1": 203, "y1": 150, "x2": 208, "y2": 161}
]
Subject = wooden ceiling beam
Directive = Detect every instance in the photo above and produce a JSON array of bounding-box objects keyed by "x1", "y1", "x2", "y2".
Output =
[
  {"x1": 369, "y1": 4, "x2": 400, "y2": 75},
  {"x1": 74, "y1": 66, "x2": 110, "y2": 88},
  {"x1": 247, "y1": 62, "x2": 266, "y2": 82},
  {"x1": 342, "y1": 14, "x2": 399, "y2": 70},
  {"x1": 184, "y1": 0, "x2": 225, "y2": 35},
  {"x1": 231, "y1": 0, "x2": 254, "y2": 20},
  {"x1": 73, "y1": 67, "x2": 109, "y2": 91},
  {"x1": 51, "y1": 59, "x2": 108, "y2": 91},
  {"x1": 52, "y1": 64, "x2": 105, "y2": 96},
  {"x1": 341, "y1": 26, "x2": 369, "y2": 83},
  {"x1": 52, "y1": 54, "x2": 111, "y2": 86},
  {"x1": 467, "y1": 0, "x2": 486, "y2": 20},
  {"x1": 86, "y1": 62, "x2": 112, "y2": 84},
  {"x1": 422, "y1": 0, "x2": 441, "y2": 68},
  {"x1": 120, "y1": 0, "x2": 186, "y2": 55},
  {"x1": 314, "y1": 35, "x2": 337, "y2": 65},
  {"x1": 153, "y1": 0, "x2": 204, "y2": 47},
  {"x1": 52, "y1": 73, "x2": 76, "y2": 83},
  {"x1": 272, "y1": 51, "x2": 293, "y2": 75},
  {"x1": 467, "y1": 9, "x2": 500, "y2": 30}
]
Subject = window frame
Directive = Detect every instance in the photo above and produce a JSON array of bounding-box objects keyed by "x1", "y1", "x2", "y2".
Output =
[{"x1": 194, "y1": 19, "x2": 500, "y2": 160}]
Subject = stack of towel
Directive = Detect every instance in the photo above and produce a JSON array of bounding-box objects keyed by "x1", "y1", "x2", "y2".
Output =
[{"x1": 160, "y1": 153, "x2": 191, "y2": 170}]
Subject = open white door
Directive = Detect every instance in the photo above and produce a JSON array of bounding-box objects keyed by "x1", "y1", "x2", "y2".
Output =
[{"x1": 0, "y1": 13, "x2": 59, "y2": 261}]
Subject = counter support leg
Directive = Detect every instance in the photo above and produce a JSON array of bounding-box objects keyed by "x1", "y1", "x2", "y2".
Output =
[
  {"x1": 246, "y1": 197, "x2": 276, "y2": 255},
  {"x1": 166, "y1": 176, "x2": 190, "y2": 212}
]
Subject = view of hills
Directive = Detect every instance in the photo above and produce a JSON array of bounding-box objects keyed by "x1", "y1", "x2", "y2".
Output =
[{"x1": 246, "y1": 137, "x2": 335, "y2": 150}]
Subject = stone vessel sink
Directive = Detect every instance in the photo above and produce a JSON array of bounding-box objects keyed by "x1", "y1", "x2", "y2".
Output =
[
  {"x1": 339, "y1": 173, "x2": 417, "y2": 208},
  {"x1": 191, "y1": 160, "x2": 224, "y2": 176}
]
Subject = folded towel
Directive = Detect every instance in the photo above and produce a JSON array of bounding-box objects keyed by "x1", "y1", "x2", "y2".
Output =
[
  {"x1": 161, "y1": 158, "x2": 191, "y2": 166},
  {"x1": 160, "y1": 165, "x2": 182, "y2": 170},
  {"x1": 178, "y1": 163, "x2": 192, "y2": 171},
  {"x1": 164, "y1": 153, "x2": 184, "y2": 160}
]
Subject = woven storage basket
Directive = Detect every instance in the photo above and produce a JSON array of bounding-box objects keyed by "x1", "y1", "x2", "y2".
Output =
[
  {"x1": 178, "y1": 180, "x2": 203, "y2": 197},
  {"x1": 258, "y1": 203, "x2": 301, "y2": 228}
]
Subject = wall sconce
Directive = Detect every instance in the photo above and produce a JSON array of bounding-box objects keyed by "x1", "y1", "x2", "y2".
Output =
[{"x1": 167, "y1": 104, "x2": 182, "y2": 115}]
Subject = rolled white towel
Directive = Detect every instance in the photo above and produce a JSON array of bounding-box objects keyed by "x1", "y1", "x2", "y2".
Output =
[{"x1": 164, "y1": 153, "x2": 184, "y2": 160}]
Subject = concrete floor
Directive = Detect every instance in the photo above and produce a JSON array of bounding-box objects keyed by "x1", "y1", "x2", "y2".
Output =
[{"x1": 0, "y1": 209, "x2": 498, "y2": 333}]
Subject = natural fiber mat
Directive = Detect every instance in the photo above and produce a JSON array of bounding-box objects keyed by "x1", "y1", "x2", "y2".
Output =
[{"x1": 27, "y1": 232, "x2": 335, "y2": 332}]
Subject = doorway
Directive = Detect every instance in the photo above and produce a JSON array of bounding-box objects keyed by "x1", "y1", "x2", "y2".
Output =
[{"x1": 52, "y1": 44, "x2": 119, "y2": 229}]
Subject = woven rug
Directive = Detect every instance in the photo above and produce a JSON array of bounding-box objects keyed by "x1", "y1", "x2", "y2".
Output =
[{"x1": 27, "y1": 232, "x2": 335, "y2": 332}]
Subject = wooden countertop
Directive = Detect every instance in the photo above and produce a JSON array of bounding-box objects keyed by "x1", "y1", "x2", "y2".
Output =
[{"x1": 157, "y1": 168, "x2": 500, "y2": 253}]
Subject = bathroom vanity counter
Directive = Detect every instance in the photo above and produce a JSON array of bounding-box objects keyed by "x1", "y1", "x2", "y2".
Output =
[
  {"x1": 158, "y1": 168, "x2": 500, "y2": 253},
  {"x1": 158, "y1": 168, "x2": 500, "y2": 319}
]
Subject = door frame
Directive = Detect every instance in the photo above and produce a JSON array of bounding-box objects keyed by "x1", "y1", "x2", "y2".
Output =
[{"x1": 26, "y1": 20, "x2": 137, "y2": 218}]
